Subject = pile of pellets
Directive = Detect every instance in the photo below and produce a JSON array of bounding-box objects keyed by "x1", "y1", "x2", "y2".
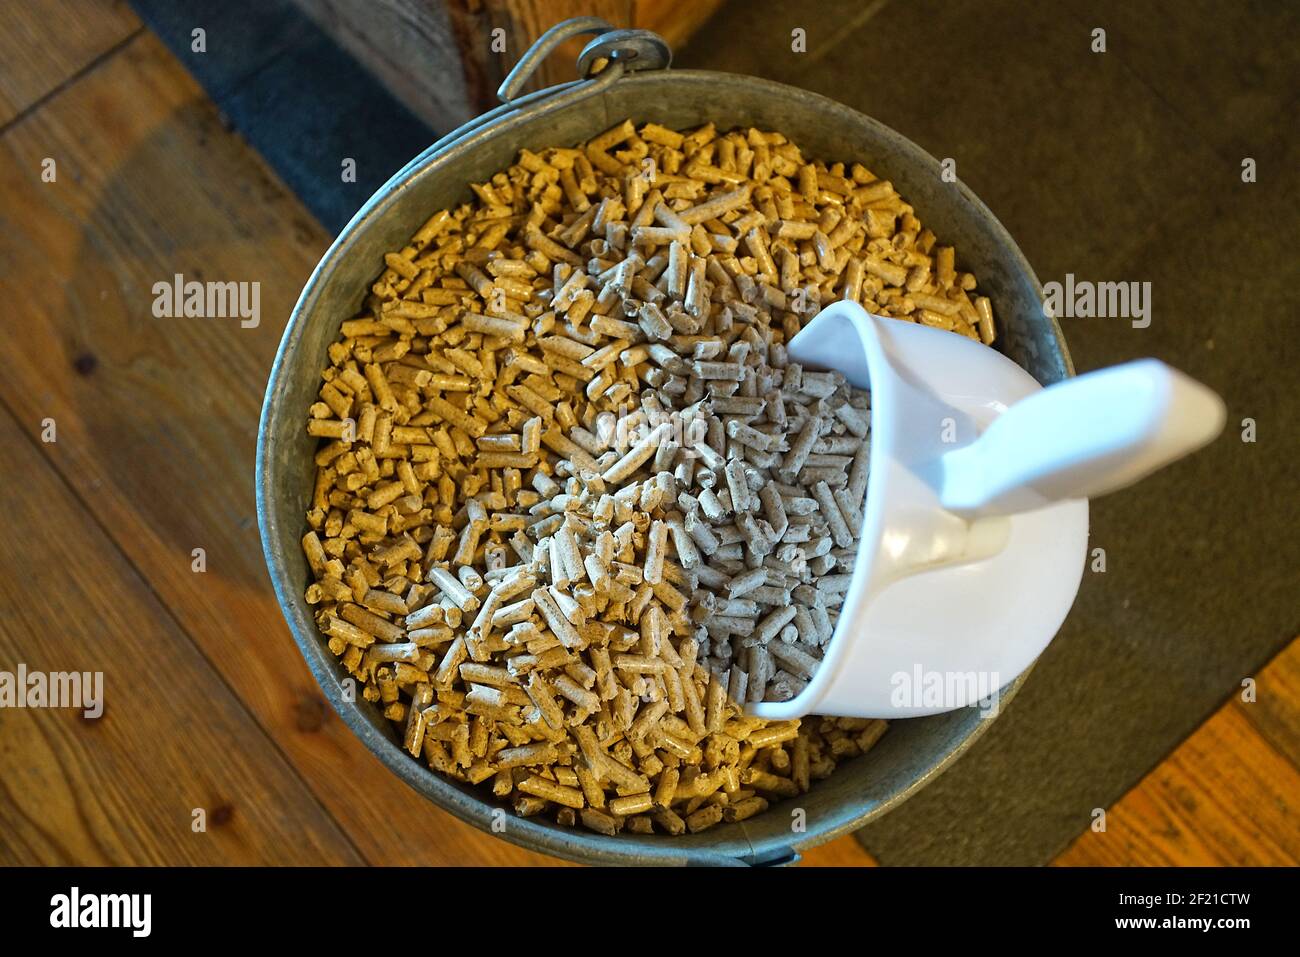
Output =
[{"x1": 301, "y1": 120, "x2": 995, "y2": 835}]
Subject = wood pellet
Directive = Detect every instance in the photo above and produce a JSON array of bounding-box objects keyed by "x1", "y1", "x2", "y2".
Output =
[{"x1": 300, "y1": 120, "x2": 997, "y2": 836}]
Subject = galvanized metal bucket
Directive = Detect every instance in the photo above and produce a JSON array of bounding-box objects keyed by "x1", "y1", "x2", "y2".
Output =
[{"x1": 257, "y1": 18, "x2": 1072, "y2": 866}]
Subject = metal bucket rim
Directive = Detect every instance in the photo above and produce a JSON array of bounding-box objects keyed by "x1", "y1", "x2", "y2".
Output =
[{"x1": 257, "y1": 67, "x2": 1061, "y2": 866}]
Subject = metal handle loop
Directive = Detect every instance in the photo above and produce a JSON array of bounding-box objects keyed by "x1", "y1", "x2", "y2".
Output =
[
  {"x1": 497, "y1": 17, "x2": 672, "y2": 105},
  {"x1": 576, "y1": 28, "x2": 673, "y2": 78},
  {"x1": 497, "y1": 17, "x2": 617, "y2": 103}
]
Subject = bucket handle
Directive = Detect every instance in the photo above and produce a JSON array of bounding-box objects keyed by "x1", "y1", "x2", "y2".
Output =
[{"x1": 498, "y1": 17, "x2": 672, "y2": 104}]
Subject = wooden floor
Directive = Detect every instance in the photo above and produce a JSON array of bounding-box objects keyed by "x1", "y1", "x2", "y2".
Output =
[{"x1": 0, "y1": 1, "x2": 1295, "y2": 867}]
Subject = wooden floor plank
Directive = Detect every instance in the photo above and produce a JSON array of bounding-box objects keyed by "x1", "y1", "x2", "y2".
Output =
[
  {"x1": 0, "y1": 0, "x2": 139, "y2": 126},
  {"x1": 1241, "y1": 634, "x2": 1300, "y2": 771},
  {"x1": 0, "y1": 30, "x2": 556, "y2": 865},
  {"x1": 1055, "y1": 637, "x2": 1300, "y2": 866},
  {"x1": 800, "y1": 834, "x2": 877, "y2": 867},
  {"x1": 0, "y1": 409, "x2": 363, "y2": 865}
]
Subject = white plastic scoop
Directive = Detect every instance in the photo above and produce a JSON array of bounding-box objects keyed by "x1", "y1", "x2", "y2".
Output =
[{"x1": 748, "y1": 301, "x2": 1226, "y2": 721}]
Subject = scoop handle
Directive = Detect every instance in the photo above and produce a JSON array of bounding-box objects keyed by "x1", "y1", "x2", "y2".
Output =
[{"x1": 939, "y1": 359, "x2": 1225, "y2": 517}]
